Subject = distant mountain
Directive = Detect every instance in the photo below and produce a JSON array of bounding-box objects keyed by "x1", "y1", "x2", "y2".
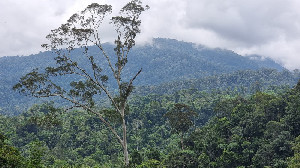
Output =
[
  {"x1": 126, "y1": 38, "x2": 284, "y2": 85},
  {"x1": 0, "y1": 38, "x2": 290, "y2": 115}
]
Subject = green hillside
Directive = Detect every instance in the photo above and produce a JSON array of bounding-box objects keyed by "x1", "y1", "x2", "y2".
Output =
[{"x1": 0, "y1": 38, "x2": 291, "y2": 115}]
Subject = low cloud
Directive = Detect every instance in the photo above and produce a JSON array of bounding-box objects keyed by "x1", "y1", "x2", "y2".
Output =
[
  {"x1": 1, "y1": 0, "x2": 300, "y2": 69},
  {"x1": 181, "y1": 0, "x2": 300, "y2": 69}
]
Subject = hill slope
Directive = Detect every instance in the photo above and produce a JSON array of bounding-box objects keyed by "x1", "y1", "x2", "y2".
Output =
[
  {"x1": 126, "y1": 38, "x2": 284, "y2": 85},
  {"x1": 0, "y1": 38, "x2": 290, "y2": 115}
]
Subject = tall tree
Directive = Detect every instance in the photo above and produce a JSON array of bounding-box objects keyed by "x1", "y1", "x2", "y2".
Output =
[{"x1": 13, "y1": 0, "x2": 148, "y2": 165}]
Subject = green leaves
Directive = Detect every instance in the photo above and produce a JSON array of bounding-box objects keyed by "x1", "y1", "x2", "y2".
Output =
[
  {"x1": 26, "y1": 102, "x2": 63, "y2": 129},
  {"x1": 288, "y1": 136, "x2": 300, "y2": 167},
  {"x1": 24, "y1": 141, "x2": 47, "y2": 168},
  {"x1": 69, "y1": 80, "x2": 101, "y2": 107},
  {"x1": 165, "y1": 150, "x2": 198, "y2": 168},
  {"x1": 165, "y1": 104, "x2": 197, "y2": 134},
  {"x1": 13, "y1": 69, "x2": 63, "y2": 97},
  {"x1": 0, "y1": 133, "x2": 25, "y2": 168},
  {"x1": 112, "y1": 0, "x2": 148, "y2": 68},
  {"x1": 43, "y1": 4, "x2": 112, "y2": 52}
]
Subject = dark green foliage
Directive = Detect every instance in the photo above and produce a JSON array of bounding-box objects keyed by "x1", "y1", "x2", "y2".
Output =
[
  {"x1": 2, "y1": 51, "x2": 300, "y2": 167},
  {"x1": 145, "y1": 148, "x2": 161, "y2": 161},
  {"x1": 0, "y1": 133, "x2": 25, "y2": 168},
  {"x1": 0, "y1": 87, "x2": 226, "y2": 167},
  {"x1": 130, "y1": 150, "x2": 143, "y2": 166},
  {"x1": 25, "y1": 102, "x2": 62, "y2": 128},
  {"x1": 165, "y1": 104, "x2": 197, "y2": 134},
  {"x1": 136, "y1": 159, "x2": 162, "y2": 168},
  {"x1": 2, "y1": 83, "x2": 300, "y2": 167},
  {"x1": 285, "y1": 82, "x2": 300, "y2": 137},
  {"x1": 187, "y1": 87, "x2": 300, "y2": 168},
  {"x1": 164, "y1": 150, "x2": 198, "y2": 168},
  {"x1": 165, "y1": 103, "x2": 197, "y2": 150}
]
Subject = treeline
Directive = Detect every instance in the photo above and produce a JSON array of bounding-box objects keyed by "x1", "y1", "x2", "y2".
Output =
[
  {"x1": 1, "y1": 68, "x2": 299, "y2": 116},
  {"x1": 135, "y1": 68, "x2": 300, "y2": 96},
  {"x1": 1, "y1": 81, "x2": 300, "y2": 167}
]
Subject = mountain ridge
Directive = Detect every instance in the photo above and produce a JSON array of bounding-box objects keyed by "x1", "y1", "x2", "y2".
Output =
[{"x1": 0, "y1": 38, "x2": 291, "y2": 115}]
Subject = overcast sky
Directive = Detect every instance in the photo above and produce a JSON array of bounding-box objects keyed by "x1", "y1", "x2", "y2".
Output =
[{"x1": 1, "y1": 0, "x2": 300, "y2": 69}]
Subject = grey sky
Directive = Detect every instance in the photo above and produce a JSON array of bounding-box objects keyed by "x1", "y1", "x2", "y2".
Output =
[{"x1": 1, "y1": 0, "x2": 300, "y2": 69}]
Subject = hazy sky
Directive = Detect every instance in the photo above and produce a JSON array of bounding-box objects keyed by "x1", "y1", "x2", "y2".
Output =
[{"x1": 1, "y1": 0, "x2": 300, "y2": 69}]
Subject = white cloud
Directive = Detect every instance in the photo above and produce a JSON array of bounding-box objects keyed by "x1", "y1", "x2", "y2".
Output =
[
  {"x1": 181, "y1": 0, "x2": 300, "y2": 69},
  {"x1": 184, "y1": 0, "x2": 294, "y2": 44},
  {"x1": 1, "y1": 0, "x2": 300, "y2": 69},
  {"x1": 0, "y1": 0, "x2": 71, "y2": 56}
]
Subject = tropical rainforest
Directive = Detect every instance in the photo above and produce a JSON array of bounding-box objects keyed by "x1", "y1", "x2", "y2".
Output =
[
  {"x1": 1, "y1": 80, "x2": 300, "y2": 167},
  {"x1": 1, "y1": 1, "x2": 300, "y2": 168}
]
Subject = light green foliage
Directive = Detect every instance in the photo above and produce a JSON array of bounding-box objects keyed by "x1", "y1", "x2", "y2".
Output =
[
  {"x1": 24, "y1": 141, "x2": 47, "y2": 168},
  {"x1": 136, "y1": 159, "x2": 162, "y2": 168},
  {"x1": 288, "y1": 136, "x2": 300, "y2": 168}
]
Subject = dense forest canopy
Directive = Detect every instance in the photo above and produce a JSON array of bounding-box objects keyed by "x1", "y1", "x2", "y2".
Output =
[{"x1": 1, "y1": 81, "x2": 300, "y2": 167}]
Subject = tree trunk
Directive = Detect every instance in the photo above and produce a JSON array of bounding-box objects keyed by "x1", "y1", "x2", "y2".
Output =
[
  {"x1": 124, "y1": 143, "x2": 129, "y2": 166},
  {"x1": 121, "y1": 107, "x2": 129, "y2": 166},
  {"x1": 181, "y1": 133, "x2": 184, "y2": 150}
]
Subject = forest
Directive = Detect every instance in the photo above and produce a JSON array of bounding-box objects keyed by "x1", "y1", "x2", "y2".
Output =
[
  {"x1": 1, "y1": 0, "x2": 300, "y2": 167},
  {"x1": 1, "y1": 81, "x2": 300, "y2": 167}
]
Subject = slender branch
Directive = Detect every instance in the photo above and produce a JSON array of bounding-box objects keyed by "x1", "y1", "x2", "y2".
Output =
[
  {"x1": 58, "y1": 93, "x2": 124, "y2": 148},
  {"x1": 74, "y1": 61, "x2": 122, "y2": 116},
  {"x1": 128, "y1": 68, "x2": 142, "y2": 88},
  {"x1": 94, "y1": 42, "x2": 117, "y2": 79},
  {"x1": 64, "y1": 105, "x2": 81, "y2": 112},
  {"x1": 98, "y1": 84, "x2": 122, "y2": 116}
]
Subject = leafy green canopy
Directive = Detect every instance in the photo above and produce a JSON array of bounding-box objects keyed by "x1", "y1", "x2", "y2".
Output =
[{"x1": 165, "y1": 104, "x2": 197, "y2": 134}]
